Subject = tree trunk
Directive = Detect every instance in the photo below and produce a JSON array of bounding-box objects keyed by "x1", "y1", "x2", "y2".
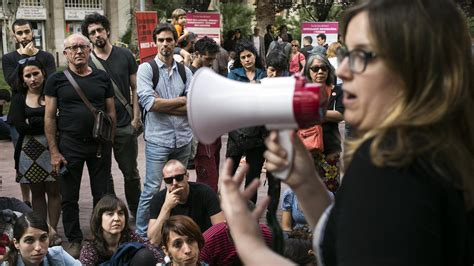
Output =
[{"x1": 255, "y1": 0, "x2": 275, "y2": 32}]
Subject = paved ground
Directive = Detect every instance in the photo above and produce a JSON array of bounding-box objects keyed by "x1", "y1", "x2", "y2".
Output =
[{"x1": 0, "y1": 134, "x2": 283, "y2": 242}]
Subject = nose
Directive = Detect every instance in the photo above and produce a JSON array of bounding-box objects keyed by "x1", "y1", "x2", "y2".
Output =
[
  {"x1": 182, "y1": 242, "x2": 191, "y2": 254},
  {"x1": 34, "y1": 240, "x2": 42, "y2": 251},
  {"x1": 336, "y1": 57, "x2": 351, "y2": 80}
]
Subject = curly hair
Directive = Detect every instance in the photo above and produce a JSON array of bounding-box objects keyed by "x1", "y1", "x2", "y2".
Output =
[
  {"x1": 81, "y1": 12, "x2": 111, "y2": 38},
  {"x1": 232, "y1": 40, "x2": 264, "y2": 70}
]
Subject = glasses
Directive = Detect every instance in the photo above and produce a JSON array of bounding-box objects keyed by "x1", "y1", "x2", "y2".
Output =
[
  {"x1": 88, "y1": 27, "x2": 105, "y2": 36},
  {"x1": 156, "y1": 37, "x2": 174, "y2": 43},
  {"x1": 292, "y1": 44, "x2": 299, "y2": 47},
  {"x1": 18, "y1": 56, "x2": 37, "y2": 65},
  {"x1": 309, "y1": 65, "x2": 328, "y2": 73},
  {"x1": 65, "y1": 44, "x2": 90, "y2": 52},
  {"x1": 336, "y1": 46, "x2": 377, "y2": 74},
  {"x1": 163, "y1": 173, "x2": 187, "y2": 184}
]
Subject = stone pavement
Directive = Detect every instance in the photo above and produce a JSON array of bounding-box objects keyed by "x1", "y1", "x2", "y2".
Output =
[{"x1": 0, "y1": 134, "x2": 285, "y2": 242}]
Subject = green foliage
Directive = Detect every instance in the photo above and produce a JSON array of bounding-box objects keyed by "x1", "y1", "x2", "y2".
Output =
[
  {"x1": 221, "y1": 2, "x2": 255, "y2": 37},
  {"x1": 149, "y1": 0, "x2": 186, "y2": 22}
]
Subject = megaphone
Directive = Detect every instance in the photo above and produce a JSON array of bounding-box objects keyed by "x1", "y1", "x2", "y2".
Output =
[{"x1": 187, "y1": 68, "x2": 327, "y2": 179}]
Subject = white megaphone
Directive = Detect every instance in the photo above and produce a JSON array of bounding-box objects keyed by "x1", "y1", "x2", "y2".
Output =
[{"x1": 187, "y1": 68, "x2": 327, "y2": 180}]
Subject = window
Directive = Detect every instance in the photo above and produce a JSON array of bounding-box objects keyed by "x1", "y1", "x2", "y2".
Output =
[
  {"x1": 65, "y1": 0, "x2": 103, "y2": 9},
  {"x1": 20, "y1": 0, "x2": 44, "y2": 7}
]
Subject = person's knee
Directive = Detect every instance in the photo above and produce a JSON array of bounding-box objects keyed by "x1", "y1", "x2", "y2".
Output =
[{"x1": 130, "y1": 248, "x2": 156, "y2": 265}]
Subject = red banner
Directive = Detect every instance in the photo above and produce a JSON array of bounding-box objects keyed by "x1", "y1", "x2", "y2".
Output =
[{"x1": 136, "y1": 11, "x2": 158, "y2": 63}]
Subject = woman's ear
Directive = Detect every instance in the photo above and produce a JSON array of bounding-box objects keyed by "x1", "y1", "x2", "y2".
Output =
[
  {"x1": 162, "y1": 246, "x2": 169, "y2": 256},
  {"x1": 13, "y1": 238, "x2": 20, "y2": 250}
]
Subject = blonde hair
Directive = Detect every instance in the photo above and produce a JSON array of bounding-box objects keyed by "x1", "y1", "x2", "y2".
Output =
[
  {"x1": 326, "y1": 42, "x2": 341, "y2": 58},
  {"x1": 342, "y1": 0, "x2": 474, "y2": 209},
  {"x1": 171, "y1": 8, "x2": 186, "y2": 24}
]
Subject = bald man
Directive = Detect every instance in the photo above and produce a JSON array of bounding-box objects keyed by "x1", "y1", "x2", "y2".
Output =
[
  {"x1": 44, "y1": 33, "x2": 116, "y2": 258},
  {"x1": 147, "y1": 160, "x2": 225, "y2": 245}
]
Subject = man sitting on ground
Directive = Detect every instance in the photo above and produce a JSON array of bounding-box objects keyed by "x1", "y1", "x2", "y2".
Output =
[{"x1": 147, "y1": 160, "x2": 225, "y2": 245}]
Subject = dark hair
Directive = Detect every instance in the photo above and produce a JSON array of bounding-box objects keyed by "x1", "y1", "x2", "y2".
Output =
[
  {"x1": 7, "y1": 212, "x2": 49, "y2": 265},
  {"x1": 81, "y1": 12, "x2": 111, "y2": 38},
  {"x1": 266, "y1": 49, "x2": 288, "y2": 73},
  {"x1": 283, "y1": 238, "x2": 315, "y2": 265},
  {"x1": 317, "y1": 33, "x2": 326, "y2": 40},
  {"x1": 305, "y1": 52, "x2": 336, "y2": 86},
  {"x1": 303, "y1": 36, "x2": 313, "y2": 44},
  {"x1": 161, "y1": 215, "x2": 204, "y2": 250},
  {"x1": 16, "y1": 59, "x2": 47, "y2": 103},
  {"x1": 12, "y1": 19, "x2": 32, "y2": 32},
  {"x1": 153, "y1": 23, "x2": 178, "y2": 43},
  {"x1": 194, "y1": 36, "x2": 219, "y2": 56},
  {"x1": 266, "y1": 24, "x2": 272, "y2": 31},
  {"x1": 90, "y1": 195, "x2": 130, "y2": 258},
  {"x1": 232, "y1": 40, "x2": 263, "y2": 69}
]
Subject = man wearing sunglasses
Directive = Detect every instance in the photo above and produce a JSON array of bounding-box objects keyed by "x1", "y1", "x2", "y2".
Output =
[{"x1": 147, "y1": 160, "x2": 224, "y2": 245}]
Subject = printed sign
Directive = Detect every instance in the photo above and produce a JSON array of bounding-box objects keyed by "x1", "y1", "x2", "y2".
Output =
[
  {"x1": 301, "y1": 22, "x2": 339, "y2": 47},
  {"x1": 136, "y1": 11, "x2": 158, "y2": 63},
  {"x1": 185, "y1": 12, "x2": 221, "y2": 45}
]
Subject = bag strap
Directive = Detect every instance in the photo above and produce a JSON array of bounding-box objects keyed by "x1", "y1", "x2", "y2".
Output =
[
  {"x1": 148, "y1": 59, "x2": 160, "y2": 89},
  {"x1": 63, "y1": 69, "x2": 97, "y2": 116},
  {"x1": 91, "y1": 52, "x2": 134, "y2": 120}
]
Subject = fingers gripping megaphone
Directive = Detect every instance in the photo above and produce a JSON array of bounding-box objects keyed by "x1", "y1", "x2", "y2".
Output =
[{"x1": 187, "y1": 68, "x2": 327, "y2": 179}]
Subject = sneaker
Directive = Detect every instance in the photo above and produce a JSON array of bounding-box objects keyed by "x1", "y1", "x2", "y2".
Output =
[{"x1": 65, "y1": 242, "x2": 82, "y2": 259}]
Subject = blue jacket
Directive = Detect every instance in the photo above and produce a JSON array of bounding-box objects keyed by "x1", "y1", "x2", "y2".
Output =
[{"x1": 227, "y1": 67, "x2": 266, "y2": 82}]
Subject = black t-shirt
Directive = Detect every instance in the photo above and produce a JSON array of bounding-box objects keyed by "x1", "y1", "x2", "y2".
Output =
[
  {"x1": 322, "y1": 85, "x2": 344, "y2": 155},
  {"x1": 89, "y1": 46, "x2": 138, "y2": 127},
  {"x1": 320, "y1": 139, "x2": 474, "y2": 266},
  {"x1": 44, "y1": 69, "x2": 114, "y2": 137},
  {"x1": 1, "y1": 50, "x2": 56, "y2": 96},
  {"x1": 150, "y1": 182, "x2": 221, "y2": 233}
]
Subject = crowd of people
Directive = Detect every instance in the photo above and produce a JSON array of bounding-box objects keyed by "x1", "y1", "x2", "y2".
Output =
[{"x1": 1, "y1": 0, "x2": 474, "y2": 265}]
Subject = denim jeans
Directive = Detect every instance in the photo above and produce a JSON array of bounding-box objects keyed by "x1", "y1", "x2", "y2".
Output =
[
  {"x1": 108, "y1": 124, "x2": 141, "y2": 217},
  {"x1": 135, "y1": 141, "x2": 191, "y2": 236}
]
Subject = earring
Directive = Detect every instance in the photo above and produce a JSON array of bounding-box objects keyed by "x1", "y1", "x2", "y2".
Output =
[{"x1": 164, "y1": 255, "x2": 171, "y2": 263}]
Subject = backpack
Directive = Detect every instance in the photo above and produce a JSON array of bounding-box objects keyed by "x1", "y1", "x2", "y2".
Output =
[
  {"x1": 99, "y1": 242, "x2": 146, "y2": 266},
  {"x1": 140, "y1": 60, "x2": 188, "y2": 138}
]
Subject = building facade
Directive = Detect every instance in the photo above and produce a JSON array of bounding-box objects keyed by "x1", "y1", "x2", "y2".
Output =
[{"x1": 0, "y1": 0, "x2": 131, "y2": 66}]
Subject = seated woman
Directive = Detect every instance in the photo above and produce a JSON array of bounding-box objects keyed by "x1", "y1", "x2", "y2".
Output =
[
  {"x1": 280, "y1": 188, "x2": 308, "y2": 234},
  {"x1": 3, "y1": 212, "x2": 80, "y2": 265},
  {"x1": 160, "y1": 215, "x2": 207, "y2": 266},
  {"x1": 79, "y1": 195, "x2": 162, "y2": 265}
]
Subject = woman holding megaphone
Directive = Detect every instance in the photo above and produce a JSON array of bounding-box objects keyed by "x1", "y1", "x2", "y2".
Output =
[{"x1": 218, "y1": 0, "x2": 474, "y2": 265}]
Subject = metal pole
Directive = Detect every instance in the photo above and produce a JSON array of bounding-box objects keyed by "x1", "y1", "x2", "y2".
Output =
[{"x1": 140, "y1": 0, "x2": 145, "y2": 11}]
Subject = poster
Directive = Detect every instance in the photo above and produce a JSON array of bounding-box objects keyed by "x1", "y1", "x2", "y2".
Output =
[
  {"x1": 136, "y1": 11, "x2": 158, "y2": 63},
  {"x1": 185, "y1": 12, "x2": 221, "y2": 45},
  {"x1": 301, "y1": 22, "x2": 339, "y2": 47}
]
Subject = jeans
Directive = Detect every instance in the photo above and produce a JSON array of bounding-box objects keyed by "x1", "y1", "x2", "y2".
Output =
[
  {"x1": 135, "y1": 141, "x2": 191, "y2": 236},
  {"x1": 59, "y1": 133, "x2": 113, "y2": 243},
  {"x1": 108, "y1": 124, "x2": 141, "y2": 217}
]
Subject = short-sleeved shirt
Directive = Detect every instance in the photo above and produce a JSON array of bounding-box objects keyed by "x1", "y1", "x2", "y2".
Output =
[
  {"x1": 44, "y1": 69, "x2": 114, "y2": 138},
  {"x1": 149, "y1": 182, "x2": 221, "y2": 233},
  {"x1": 89, "y1": 46, "x2": 138, "y2": 127},
  {"x1": 322, "y1": 85, "x2": 344, "y2": 154},
  {"x1": 289, "y1": 52, "x2": 305, "y2": 74},
  {"x1": 281, "y1": 188, "x2": 307, "y2": 228},
  {"x1": 136, "y1": 58, "x2": 193, "y2": 148}
]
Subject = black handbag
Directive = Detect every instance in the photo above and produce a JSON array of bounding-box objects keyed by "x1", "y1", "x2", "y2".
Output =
[{"x1": 63, "y1": 70, "x2": 113, "y2": 156}]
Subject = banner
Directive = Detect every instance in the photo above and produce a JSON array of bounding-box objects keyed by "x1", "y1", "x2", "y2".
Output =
[
  {"x1": 301, "y1": 22, "x2": 338, "y2": 47},
  {"x1": 185, "y1": 12, "x2": 221, "y2": 45},
  {"x1": 136, "y1": 11, "x2": 158, "y2": 63}
]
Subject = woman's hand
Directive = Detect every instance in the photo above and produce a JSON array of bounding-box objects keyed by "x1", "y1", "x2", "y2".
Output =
[
  {"x1": 264, "y1": 131, "x2": 318, "y2": 189},
  {"x1": 219, "y1": 159, "x2": 294, "y2": 265}
]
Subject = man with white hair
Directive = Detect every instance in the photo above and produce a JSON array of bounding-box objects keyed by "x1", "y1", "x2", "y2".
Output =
[{"x1": 44, "y1": 33, "x2": 116, "y2": 258}]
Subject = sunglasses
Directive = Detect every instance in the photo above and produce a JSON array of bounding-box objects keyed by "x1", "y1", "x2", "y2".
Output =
[
  {"x1": 18, "y1": 56, "x2": 36, "y2": 65},
  {"x1": 163, "y1": 173, "x2": 187, "y2": 184},
  {"x1": 309, "y1": 65, "x2": 328, "y2": 72}
]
